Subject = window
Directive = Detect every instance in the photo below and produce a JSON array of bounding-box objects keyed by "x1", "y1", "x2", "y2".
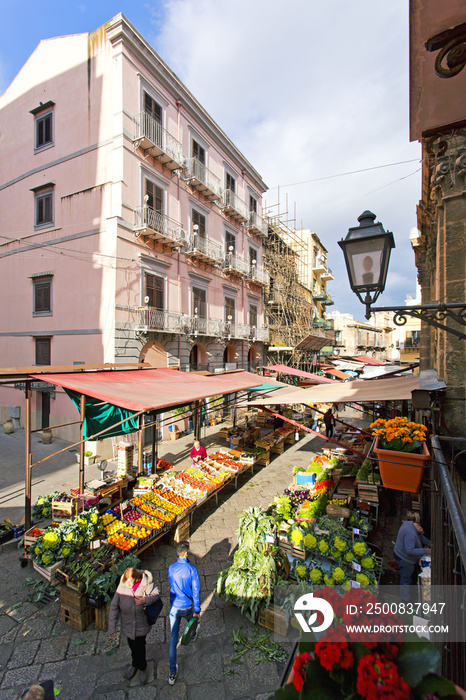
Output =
[
  {"x1": 226, "y1": 172, "x2": 235, "y2": 192},
  {"x1": 225, "y1": 297, "x2": 235, "y2": 322},
  {"x1": 144, "y1": 179, "x2": 163, "y2": 231},
  {"x1": 34, "y1": 188, "x2": 54, "y2": 229},
  {"x1": 249, "y1": 195, "x2": 257, "y2": 213},
  {"x1": 192, "y1": 210, "x2": 206, "y2": 238},
  {"x1": 192, "y1": 139, "x2": 205, "y2": 165},
  {"x1": 144, "y1": 92, "x2": 162, "y2": 124},
  {"x1": 35, "y1": 338, "x2": 51, "y2": 366},
  {"x1": 193, "y1": 287, "x2": 206, "y2": 318},
  {"x1": 226, "y1": 231, "x2": 236, "y2": 254},
  {"x1": 145, "y1": 273, "x2": 164, "y2": 309},
  {"x1": 35, "y1": 110, "x2": 53, "y2": 151},
  {"x1": 335, "y1": 330, "x2": 342, "y2": 343},
  {"x1": 249, "y1": 304, "x2": 258, "y2": 329},
  {"x1": 249, "y1": 246, "x2": 258, "y2": 273},
  {"x1": 33, "y1": 277, "x2": 52, "y2": 316}
]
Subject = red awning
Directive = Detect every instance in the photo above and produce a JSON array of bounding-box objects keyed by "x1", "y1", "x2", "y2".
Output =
[
  {"x1": 325, "y1": 368, "x2": 351, "y2": 381},
  {"x1": 29, "y1": 368, "x2": 263, "y2": 412},
  {"x1": 351, "y1": 356, "x2": 387, "y2": 366},
  {"x1": 262, "y1": 364, "x2": 335, "y2": 383}
]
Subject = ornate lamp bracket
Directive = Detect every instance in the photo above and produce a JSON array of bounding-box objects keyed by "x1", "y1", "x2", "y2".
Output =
[
  {"x1": 371, "y1": 303, "x2": 466, "y2": 340},
  {"x1": 425, "y1": 22, "x2": 466, "y2": 78}
]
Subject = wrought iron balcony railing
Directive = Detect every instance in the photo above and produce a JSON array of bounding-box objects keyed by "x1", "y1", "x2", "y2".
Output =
[
  {"x1": 185, "y1": 234, "x2": 223, "y2": 265},
  {"x1": 222, "y1": 190, "x2": 249, "y2": 222},
  {"x1": 184, "y1": 158, "x2": 223, "y2": 200},
  {"x1": 248, "y1": 265, "x2": 269, "y2": 286},
  {"x1": 133, "y1": 206, "x2": 189, "y2": 247},
  {"x1": 133, "y1": 112, "x2": 184, "y2": 170},
  {"x1": 247, "y1": 211, "x2": 268, "y2": 238},
  {"x1": 223, "y1": 252, "x2": 250, "y2": 276}
]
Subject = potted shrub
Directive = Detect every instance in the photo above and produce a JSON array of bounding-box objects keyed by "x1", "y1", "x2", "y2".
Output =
[{"x1": 370, "y1": 417, "x2": 429, "y2": 493}]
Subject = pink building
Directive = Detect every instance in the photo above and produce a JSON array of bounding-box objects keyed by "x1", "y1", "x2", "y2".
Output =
[{"x1": 0, "y1": 14, "x2": 269, "y2": 440}]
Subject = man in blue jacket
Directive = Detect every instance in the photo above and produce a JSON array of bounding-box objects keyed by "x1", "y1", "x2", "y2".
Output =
[
  {"x1": 168, "y1": 540, "x2": 201, "y2": 685},
  {"x1": 394, "y1": 519, "x2": 431, "y2": 602}
]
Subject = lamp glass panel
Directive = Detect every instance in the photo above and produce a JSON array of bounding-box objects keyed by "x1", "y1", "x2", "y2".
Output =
[{"x1": 346, "y1": 237, "x2": 385, "y2": 289}]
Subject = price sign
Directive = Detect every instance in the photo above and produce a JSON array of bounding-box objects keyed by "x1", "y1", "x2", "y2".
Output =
[
  {"x1": 352, "y1": 527, "x2": 360, "y2": 535},
  {"x1": 351, "y1": 580, "x2": 361, "y2": 589},
  {"x1": 352, "y1": 562, "x2": 362, "y2": 572}
]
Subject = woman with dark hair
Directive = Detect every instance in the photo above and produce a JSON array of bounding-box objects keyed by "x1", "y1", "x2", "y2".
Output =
[{"x1": 108, "y1": 566, "x2": 161, "y2": 685}]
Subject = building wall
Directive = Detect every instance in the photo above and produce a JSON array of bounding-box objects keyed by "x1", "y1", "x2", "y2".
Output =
[
  {"x1": 328, "y1": 312, "x2": 392, "y2": 360},
  {"x1": 0, "y1": 14, "x2": 268, "y2": 439}
]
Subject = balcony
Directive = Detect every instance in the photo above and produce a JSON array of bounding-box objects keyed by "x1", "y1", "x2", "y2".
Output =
[
  {"x1": 312, "y1": 289, "x2": 327, "y2": 301},
  {"x1": 321, "y1": 294, "x2": 334, "y2": 306},
  {"x1": 183, "y1": 315, "x2": 223, "y2": 338},
  {"x1": 222, "y1": 190, "x2": 249, "y2": 222},
  {"x1": 405, "y1": 338, "x2": 420, "y2": 348},
  {"x1": 184, "y1": 158, "x2": 222, "y2": 201},
  {"x1": 248, "y1": 264, "x2": 269, "y2": 287},
  {"x1": 320, "y1": 267, "x2": 334, "y2": 281},
  {"x1": 133, "y1": 112, "x2": 184, "y2": 170},
  {"x1": 247, "y1": 211, "x2": 268, "y2": 238},
  {"x1": 133, "y1": 206, "x2": 189, "y2": 248},
  {"x1": 312, "y1": 319, "x2": 332, "y2": 330},
  {"x1": 312, "y1": 256, "x2": 328, "y2": 274},
  {"x1": 223, "y1": 252, "x2": 249, "y2": 277},
  {"x1": 135, "y1": 308, "x2": 186, "y2": 334},
  {"x1": 185, "y1": 234, "x2": 223, "y2": 265}
]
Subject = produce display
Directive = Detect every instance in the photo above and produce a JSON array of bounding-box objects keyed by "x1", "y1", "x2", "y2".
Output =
[
  {"x1": 108, "y1": 532, "x2": 137, "y2": 551},
  {"x1": 32, "y1": 492, "x2": 59, "y2": 519},
  {"x1": 31, "y1": 508, "x2": 103, "y2": 566}
]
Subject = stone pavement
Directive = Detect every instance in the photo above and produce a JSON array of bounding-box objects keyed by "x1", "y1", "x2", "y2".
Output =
[{"x1": 0, "y1": 411, "x2": 382, "y2": 699}]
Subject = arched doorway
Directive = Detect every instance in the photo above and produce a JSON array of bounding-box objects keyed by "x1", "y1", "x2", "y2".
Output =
[
  {"x1": 189, "y1": 343, "x2": 208, "y2": 371},
  {"x1": 248, "y1": 346, "x2": 258, "y2": 372},
  {"x1": 139, "y1": 340, "x2": 168, "y2": 368},
  {"x1": 223, "y1": 345, "x2": 237, "y2": 368}
]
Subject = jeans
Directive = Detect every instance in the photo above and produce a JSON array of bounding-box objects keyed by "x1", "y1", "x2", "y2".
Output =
[
  {"x1": 312, "y1": 420, "x2": 318, "y2": 431},
  {"x1": 394, "y1": 554, "x2": 415, "y2": 603},
  {"x1": 127, "y1": 635, "x2": 147, "y2": 670},
  {"x1": 169, "y1": 606, "x2": 193, "y2": 674}
]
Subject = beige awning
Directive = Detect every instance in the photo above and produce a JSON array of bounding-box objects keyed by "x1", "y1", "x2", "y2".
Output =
[{"x1": 248, "y1": 375, "x2": 428, "y2": 406}]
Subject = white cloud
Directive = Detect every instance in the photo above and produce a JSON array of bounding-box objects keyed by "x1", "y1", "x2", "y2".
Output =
[{"x1": 151, "y1": 0, "x2": 421, "y2": 318}]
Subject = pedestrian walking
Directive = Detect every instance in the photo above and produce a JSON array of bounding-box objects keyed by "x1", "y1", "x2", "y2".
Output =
[
  {"x1": 323, "y1": 408, "x2": 335, "y2": 438},
  {"x1": 310, "y1": 404, "x2": 318, "y2": 431},
  {"x1": 108, "y1": 566, "x2": 161, "y2": 685},
  {"x1": 394, "y1": 519, "x2": 431, "y2": 602},
  {"x1": 168, "y1": 541, "x2": 201, "y2": 685}
]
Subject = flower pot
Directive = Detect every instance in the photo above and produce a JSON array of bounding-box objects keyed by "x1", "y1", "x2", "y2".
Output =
[{"x1": 374, "y1": 438, "x2": 430, "y2": 493}]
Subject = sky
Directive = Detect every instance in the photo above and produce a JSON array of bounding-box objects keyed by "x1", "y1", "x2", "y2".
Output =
[{"x1": 0, "y1": 0, "x2": 422, "y2": 320}]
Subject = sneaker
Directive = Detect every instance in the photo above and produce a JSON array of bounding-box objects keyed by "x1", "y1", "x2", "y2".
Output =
[
  {"x1": 139, "y1": 669, "x2": 148, "y2": 685},
  {"x1": 124, "y1": 666, "x2": 137, "y2": 680},
  {"x1": 168, "y1": 664, "x2": 178, "y2": 686}
]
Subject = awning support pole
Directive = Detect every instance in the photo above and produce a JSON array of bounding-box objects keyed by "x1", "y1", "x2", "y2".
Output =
[
  {"x1": 151, "y1": 411, "x2": 156, "y2": 473},
  {"x1": 25, "y1": 381, "x2": 32, "y2": 530},
  {"x1": 138, "y1": 414, "x2": 144, "y2": 475},
  {"x1": 79, "y1": 394, "x2": 85, "y2": 493}
]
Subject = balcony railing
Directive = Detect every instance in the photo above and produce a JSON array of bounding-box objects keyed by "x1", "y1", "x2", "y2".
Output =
[
  {"x1": 321, "y1": 267, "x2": 334, "y2": 281},
  {"x1": 223, "y1": 252, "x2": 249, "y2": 276},
  {"x1": 405, "y1": 338, "x2": 420, "y2": 348},
  {"x1": 312, "y1": 289, "x2": 327, "y2": 301},
  {"x1": 248, "y1": 265, "x2": 269, "y2": 286},
  {"x1": 184, "y1": 315, "x2": 223, "y2": 337},
  {"x1": 133, "y1": 206, "x2": 189, "y2": 247},
  {"x1": 321, "y1": 294, "x2": 334, "y2": 306},
  {"x1": 312, "y1": 256, "x2": 328, "y2": 274},
  {"x1": 247, "y1": 211, "x2": 268, "y2": 238},
  {"x1": 184, "y1": 158, "x2": 222, "y2": 201},
  {"x1": 222, "y1": 190, "x2": 249, "y2": 222},
  {"x1": 133, "y1": 112, "x2": 184, "y2": 170},
  {"x1": 312, "y1": 319, "x2": 332, "y2": 330},
  {"x1": 185, "y1": 234, "x2": 223, "y2": 265},
  {"x1": 135, "y1": 308, "x2": 186, "y2": 333}
]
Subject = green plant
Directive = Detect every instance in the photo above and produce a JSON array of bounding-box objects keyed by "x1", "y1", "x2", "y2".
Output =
[{"x1": 85, "y1": 450, "x2": 93, "y2": 458}]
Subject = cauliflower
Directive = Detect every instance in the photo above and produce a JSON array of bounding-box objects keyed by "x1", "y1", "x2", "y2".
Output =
[
  {"x1": 61, "y1": 545, "x2": 72, "y2": 558},
  {"x1": 333, "y1": 536, "x2": 347, "y2": 552},
  {"x1": 333, "y1": 567, "x2": 345, "y2": 582},
  {"x1": 353, "y1": 542, "x2": 366, "y2": 557},
  {"x1": 291, "y1": 529, "x2": 303, "y2": 545},
  {"x1": 318, "y1": 540, "x2": 329, "y2": 555},
  {"x1": 303, "y1": 533, "x2": 317, "y2": 549},
  {"x1": 90, "y1": 512, "x2": 98, "y2": 525},
  {"x1": 41, "y1": 552, "x2": 53, "y2": 565},
  {"x1": 345, "y1": 551, "x2": 354, "y2": 562},
  {"x1": 296, "y1": 564, "x2": 308, "y2": 580},
  {"x1": 356, "y1": 573, "x2": 370, "y2": 587},
  {"x1": 361, "y1": 557, "x2": 374, "y2": 570},
  {"x1": 310, "y1": 568, "x2": 323, "y2": 584},
  {"x1": 324, "y1": 574, "x2": 334, "y2": 586},
  {"x1": 42, "y1": 531, "x2": 60, "y2": 550}
]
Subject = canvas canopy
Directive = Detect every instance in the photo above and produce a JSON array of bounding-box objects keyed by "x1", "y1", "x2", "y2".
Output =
[
  {"x1": 30, "y1": 368, "x2": 264, "y2": 439},
  {"x1": 249, "y1": 375, "x2": 426, "y2": 406},
  {"x1": 262, "y1": 364, "x2": 335, "y2": 383}
]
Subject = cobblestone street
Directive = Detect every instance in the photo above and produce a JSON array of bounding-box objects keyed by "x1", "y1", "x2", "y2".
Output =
[{"x1": 0, "y1": 424, "x2": 333, "y2": 699}]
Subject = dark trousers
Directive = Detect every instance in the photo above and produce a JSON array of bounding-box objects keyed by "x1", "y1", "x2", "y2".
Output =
[
  {"x1": 325, "y1": 424, "x2": 334, "y2": 438},
  {"x1": 127, "y1": 635, "x2": 147, "y2": 670},
  {"x1": 394, "y1": 554, "x2": 415, "y2": 603}
]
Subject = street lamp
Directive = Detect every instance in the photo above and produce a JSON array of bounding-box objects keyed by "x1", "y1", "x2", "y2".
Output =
[
  {"x1": 340, "y1": 211, "x2": 466, "y2": 340},
  {"x1": 338, "y1": 211, "x2": 395, "y2": 319}
]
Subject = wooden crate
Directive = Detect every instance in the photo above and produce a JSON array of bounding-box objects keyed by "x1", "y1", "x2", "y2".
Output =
[
  {"x1": 24, "y1": 526, "x2": 44, "y2": 549},
  {"x1": 170, "y1": 515, "x2": 190, "y2": 544},
  {"x1": 358, "y1": 484, "x2": 379, "y2": 503},
  {"x1": 60, "y1": 586, "x2": 88, "y2": 613},
  {"x1": 258, "y1": 604, "x2": 289, "y2": 637},
  {"x1": 52, "y1": 498, "x2": 80, "y2": 521},
  {"x1": 60, "y1": 604, "x2": 94, "y2": 631},
  {"x1": 271, "y1": 441, "x2": 285, "y2": 455},
  {"x1": 33, "y1": 560, "x2": 63, "y2": 584},
  {"x1": 278, "y1": 539, "x2": 307, "y2": 561},
  {"x1": 256, "y1": 451, "x2": 271, "y2": 467},
  {"x1": 95, "y1": 604, "x2": 110, "y2": 631}
]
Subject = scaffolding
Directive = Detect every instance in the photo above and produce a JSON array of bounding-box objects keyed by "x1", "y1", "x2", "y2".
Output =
[{"x1": 262, "y1": 198, "x2": 334, "y2": 370}]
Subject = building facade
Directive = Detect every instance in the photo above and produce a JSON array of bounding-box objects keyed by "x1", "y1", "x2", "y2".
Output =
[
  {"x1": 0, "y1": 14, "x2": 269, "y2": 438},
  {"x1": 328, "y1": 311, "x2": 394, "y2": 361}
]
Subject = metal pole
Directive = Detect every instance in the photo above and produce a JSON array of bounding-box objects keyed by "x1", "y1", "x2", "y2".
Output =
[
  {"x1": 151, "y1": 411, "x2": 156, "y2": 473},
  {"x1": 138, "y1": 414, "x2": 144, "y2": 475},
  {"x1": 25, "y1": 381, "x2": 32, "y2": 530},
  {"x1": 79, "y1": 394, "x2": 85, "y2": 493}
]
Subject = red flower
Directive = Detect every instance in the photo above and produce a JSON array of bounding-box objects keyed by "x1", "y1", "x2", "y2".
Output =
[
  {"x1": 356, "y1": 652, "x2": 410, "y2": 700},
  {"x1": 315, "y1": 627, "x2": 354, "y2": 672},
  {"x1": 314, "y1": 586, "x2": 345, "y2": 619},
  {"x1": 293, "y1": 652, "x2": 312, "y2": 692}
]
